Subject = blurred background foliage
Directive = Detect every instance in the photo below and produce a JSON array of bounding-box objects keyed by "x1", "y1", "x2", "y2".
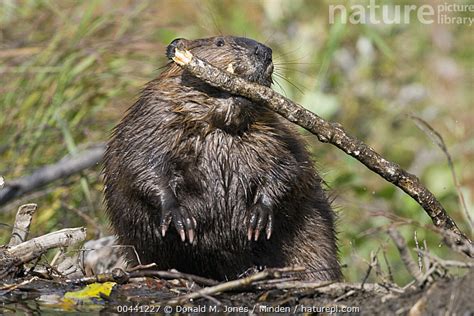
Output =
[{"x1": 0, "y1": 0, "x2": 472, "y2": 284}]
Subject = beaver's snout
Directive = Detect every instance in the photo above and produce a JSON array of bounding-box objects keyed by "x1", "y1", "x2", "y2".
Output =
[
  {"x1": 234, "y1": 37, "x2": 273, "y2": 72},
  {"x1": 235, "y1": 37, "x2": 272, "y2": 61},
  {"x1": 254, "y1": 43, "x2": 274, "y2": 83},
  {"x1": 251, "y1": 41, "x2": 273, "y2": 66},
  {"x1": 227, "y1": 37, "x2": 272, "y2": 87}
]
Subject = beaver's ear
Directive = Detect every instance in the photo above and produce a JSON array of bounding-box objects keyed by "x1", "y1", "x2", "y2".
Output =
[{"x1": 166, "y1": 38, "x2": 186, "y2": 59}]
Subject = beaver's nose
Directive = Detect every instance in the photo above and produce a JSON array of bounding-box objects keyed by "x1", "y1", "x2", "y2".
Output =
[
  {"x1": 235, "y1": 37, "x2": 272, "y2": 62},
  {"x1": 254, "y1": 44, "x2": 272, "y2": 62}
]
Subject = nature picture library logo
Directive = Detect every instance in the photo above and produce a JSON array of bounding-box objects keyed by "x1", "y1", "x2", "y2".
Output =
[{"x1": 329, "y1": 0, "x2": 474, "y2": 25}]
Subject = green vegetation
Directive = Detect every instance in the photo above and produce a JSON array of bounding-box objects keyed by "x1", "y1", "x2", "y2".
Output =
[{"x1": 1, "y1": 0, "x2": 472, "y2": 284}]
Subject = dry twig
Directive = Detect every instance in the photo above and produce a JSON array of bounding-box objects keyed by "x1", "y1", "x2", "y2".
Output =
[
  {"x1": 415, "y1": 249, "x2": 473, "y2": 269},
  {"x1": 67, "y1": 267, "x2": 218, "y2": 287},
  {"x1": 0, "y1": 227, "x2": 86, "y2": 277},
  {"x1": 8, "y1": 204, "x2": 37, "y2": 247},
  {"x1": 0, "y1": 276, "x2": 39, "y2": 294},
  {"x1": 0, "y1": 145, "x2": 104, "y2": 207},
  {"x1": 409, "y1": 115, "x2": 472, "y2": 231},
  {"x1": 165, "y1": 266, "x2": 305, "y2": 304},
  {"x1": 255, "y1": 279, "x2": 397, "y2": 296},
  {"x1": 388, "y1": 228, "x2": 424, "y2": 283},
  {"x1": 8, "y1": 227, "x2": 86, "y2": 263}
]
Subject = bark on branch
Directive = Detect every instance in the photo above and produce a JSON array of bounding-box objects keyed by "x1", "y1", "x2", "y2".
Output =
[
  {"x1": 388, "y1": 228, "x2": 424, "y2": 283},
  {"x1": 170, "y1": 46, "x2": 471, "y2": 249},
  {"x1": 8, "y1": 203, "x2": 37, "y2": 247},
  {"x1": 0, "y1": 144, "x2": 105, "y2": 207},
  {"x1": 7, "y1": 227, "x2": 86, "y2": 262},
  {"x1": 0, "y1": 227, "x2": 86, "y2": 278}
]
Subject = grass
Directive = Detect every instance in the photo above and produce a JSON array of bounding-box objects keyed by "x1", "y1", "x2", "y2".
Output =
[{"x1": 0, "y1": 0, "x2": 472, "y2": 284}]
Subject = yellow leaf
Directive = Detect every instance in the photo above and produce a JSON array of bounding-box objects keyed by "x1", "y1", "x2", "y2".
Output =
[{"x1": 63, "y1": 282, "x2": 116, "y2": 304}]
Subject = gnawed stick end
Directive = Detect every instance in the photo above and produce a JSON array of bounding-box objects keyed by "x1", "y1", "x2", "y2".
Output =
[{"x1": 172, "y1": 48, "x2": 193, "y2": 66}]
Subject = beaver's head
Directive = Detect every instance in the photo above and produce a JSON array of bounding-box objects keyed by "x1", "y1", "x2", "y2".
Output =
[{"x1": 166, "y1": 36, "x2": 273, "y2": 87}]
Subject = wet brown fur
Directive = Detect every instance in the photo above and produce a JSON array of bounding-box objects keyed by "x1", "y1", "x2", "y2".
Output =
[{"x1": 103, "y1": 36, "x2": 341, "y2": 281}]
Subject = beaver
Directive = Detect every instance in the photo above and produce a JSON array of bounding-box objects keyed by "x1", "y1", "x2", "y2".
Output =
[{"x1": 103, "y1": 36, "x2": 341, "y2": 281}]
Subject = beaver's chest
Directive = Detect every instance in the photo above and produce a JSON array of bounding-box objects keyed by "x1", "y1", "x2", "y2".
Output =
[{"x1": 173, "y1": 129, "x2": 294, "y2": 246}]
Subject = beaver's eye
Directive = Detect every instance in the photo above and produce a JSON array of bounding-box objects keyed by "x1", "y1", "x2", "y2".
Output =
[{"x1": 216, "y1": 39, "x2": 225, "y2": 47}]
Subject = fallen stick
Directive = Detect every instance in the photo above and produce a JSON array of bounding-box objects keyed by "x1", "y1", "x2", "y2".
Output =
[
  {"x1": 8, "y1": 203, "x2": 37, "y2": 247},
  {"x1": 0, "y1": 144, "x2": 105, "y2": 207},
  {"x1": 8, "y1": 227, "x2": 86, "y2": 262},
  {"x1": 165, "y1": 266, "x2": 305, "y2": 304},
  {"x1": 67, "y1": 267, "x2": 219, "y2": 287},
  {"x1": 0, "y1": 276, "x2": 39, "y2": 294},
  {"x1": 0, "y1": 227, "x2": 86, "y2": 277},
  {"x1": 415, "y1": 249, "x2": 474, "y2": 268},
  {"x1": 169, "y1": 44, "x2": 471, "y2": 248},
  {"x1": 388, "y1": 228, "x2": 424, "y2": 284},
  {"x1": 255, "y1": 280, "x2": 394, "y2": 295}
]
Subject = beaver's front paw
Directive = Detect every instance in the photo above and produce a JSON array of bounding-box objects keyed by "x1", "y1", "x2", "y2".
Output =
[
  {"x1": 160, "y1": 203, "x2": 196, "y2": 243},
  {"x1": 247, "y1": 204, "x2": 274, "y2": 241}
]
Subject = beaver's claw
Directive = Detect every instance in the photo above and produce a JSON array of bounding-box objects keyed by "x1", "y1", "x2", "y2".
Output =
[
  {"x1": 160, "y1": 205, "x2": 197, "y2": 243},
  {"x1": 247, "y1": 204, "x2": 273, "y2": 241}
]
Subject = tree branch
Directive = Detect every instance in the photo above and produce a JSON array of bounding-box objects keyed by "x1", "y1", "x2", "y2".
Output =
[
  {"x1": 0, "y1": 144, "x2": 105, "y2": 207},
  {"x1": 8, "y1": 203, "x2": 37, "y2": 247}
]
